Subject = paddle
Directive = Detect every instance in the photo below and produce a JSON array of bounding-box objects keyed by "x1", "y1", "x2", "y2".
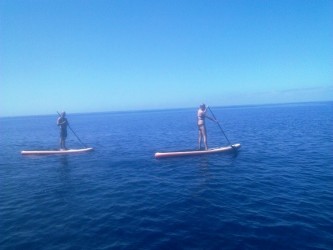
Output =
[
  {"x1": 57, "y1": 111, "x2": 87, "y2": 148},
  {"x1": 207, "y1": 106, "x2": 237, "y2": 152}
]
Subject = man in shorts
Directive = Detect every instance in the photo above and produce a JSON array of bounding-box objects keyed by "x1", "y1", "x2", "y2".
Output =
[{"x1": 57, "y1": 111, "x2": 69, "y2": 150}]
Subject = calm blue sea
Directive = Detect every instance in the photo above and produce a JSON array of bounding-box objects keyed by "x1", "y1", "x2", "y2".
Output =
[{"x1": 1, "y1": 102, "x2": 332, "y2": 250}]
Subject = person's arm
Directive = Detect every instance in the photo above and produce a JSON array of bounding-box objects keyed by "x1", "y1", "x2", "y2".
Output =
[
  {"x1": 57, "y1": 118, "x2": 67, "y2": 126},
  {"x1": 205, "y1": 114, "x2": 218, "y2": 123},
  {"x1": 203, "y1": 106, "x2": 218, "y2": 122}
]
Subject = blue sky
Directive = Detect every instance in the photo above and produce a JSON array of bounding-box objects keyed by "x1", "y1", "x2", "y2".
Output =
[{"x1": 1, "y1": 0, "x2": 332, "y2": 116}]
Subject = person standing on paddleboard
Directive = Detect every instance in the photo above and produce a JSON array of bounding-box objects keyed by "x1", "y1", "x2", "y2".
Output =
[
  {"x1": 197, "y1": 104, "x2": 216, "y2": 150},
  {"x1": 57, "y1": 111, "x2": 69, "y2": 150}
]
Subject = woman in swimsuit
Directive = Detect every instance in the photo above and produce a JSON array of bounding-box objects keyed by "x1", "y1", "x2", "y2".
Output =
[{"x1": 197, "y1": 104, "x2": 216, "y2": 150}]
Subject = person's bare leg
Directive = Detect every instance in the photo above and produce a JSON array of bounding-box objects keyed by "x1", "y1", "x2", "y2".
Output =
[
  {"x1": 60, "y1": 138, "x2": 64, "y2": 150},
  {"x1": 202, "y1": 127, "x2": 208, "y2": 150},
  {"x1": 198, "y1": 130, "x2": 202, "y2": 149}
]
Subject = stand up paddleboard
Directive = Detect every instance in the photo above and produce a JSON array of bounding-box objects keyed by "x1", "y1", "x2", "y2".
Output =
[
  {"x1": 21, "y1": 147, "x2": 93, "y2": 155},
  {"x1": 155, "y1": 143, "x2": 241, "y2": 159}
]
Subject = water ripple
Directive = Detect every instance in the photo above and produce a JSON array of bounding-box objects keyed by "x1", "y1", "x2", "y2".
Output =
[{"x1": 1, "y1": 103, "x2": 333, "y2": 249}]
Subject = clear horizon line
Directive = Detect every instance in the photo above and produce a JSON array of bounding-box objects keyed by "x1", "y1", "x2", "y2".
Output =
[{"x1": 1, "y1": 100, "x2": 332, "y2": 119}]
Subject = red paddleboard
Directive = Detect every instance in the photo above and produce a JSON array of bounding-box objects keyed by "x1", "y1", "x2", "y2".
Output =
[{"x1": 155, "y1": 143, "x2": 241, "y2": 159}]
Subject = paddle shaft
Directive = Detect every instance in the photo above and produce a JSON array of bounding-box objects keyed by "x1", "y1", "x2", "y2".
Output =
[
  {"x1": 57, "y1": 112, "x2": 87, "y2": 148},
  {"x1": 207, "y1": 107, "x2": 233, "y2": 146}
]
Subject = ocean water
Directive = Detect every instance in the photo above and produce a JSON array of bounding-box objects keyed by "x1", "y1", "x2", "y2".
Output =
[{"x1": 1, "y1": 102, "x2": 332, "y2": 250}]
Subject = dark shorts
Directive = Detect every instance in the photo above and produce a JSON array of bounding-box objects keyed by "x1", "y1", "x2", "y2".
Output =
[{"x1": 60, "y1": 129, "x2": 67, "y2": 138}]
